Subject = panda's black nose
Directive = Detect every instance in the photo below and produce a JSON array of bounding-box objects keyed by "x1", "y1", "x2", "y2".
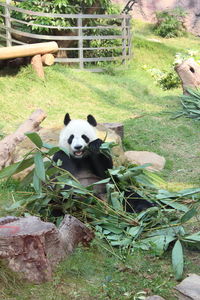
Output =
[{"x1": 74, "y1": 145, "x2": 82, "y2": 150}]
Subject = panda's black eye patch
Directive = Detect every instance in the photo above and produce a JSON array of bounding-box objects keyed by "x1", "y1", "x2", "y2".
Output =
[
  {"x1": 82, "y1": 134, "x2": 90, "y2": 143},
  {"x1": 68, "y1": 134, "x2": 74, "y2": 145}
]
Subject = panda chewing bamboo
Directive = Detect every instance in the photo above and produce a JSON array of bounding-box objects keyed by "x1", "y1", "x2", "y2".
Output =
[{"x1": 52, "y1": 113, "x2": 155, "y2": 213}]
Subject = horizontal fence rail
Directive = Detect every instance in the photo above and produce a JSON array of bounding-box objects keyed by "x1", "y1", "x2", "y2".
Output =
[{"x1": 0, "y1": 1, "x2": 132, "y2": 71}]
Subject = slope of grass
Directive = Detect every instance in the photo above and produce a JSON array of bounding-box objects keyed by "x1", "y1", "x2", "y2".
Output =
[
  {"x1": 0, "y1": 35, "x2": 199, "y2": 185},
  {"x1": 0, "y1": 22, "x2": 200, "y2": 299}
]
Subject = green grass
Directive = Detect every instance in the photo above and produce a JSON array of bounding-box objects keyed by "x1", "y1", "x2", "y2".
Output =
[
  {"x1": 0, "y1": 22, "x2": 200, "y2": 299},
  {"x1": 0, "y1": 245, "x2": 180, "y2": 300}
]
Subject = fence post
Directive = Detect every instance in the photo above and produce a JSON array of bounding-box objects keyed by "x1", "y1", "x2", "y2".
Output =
[
  {"x1": 5, "y1": 0, "x2": 12, "y2": 47},
  {"x1": 127, "y1": 16, "x2": 132, "y2": 58},
  {"x1": 122, "y1": 16, "x2": 127, "y2": 64},
  {"x1": 78, "y1": 15, "x2": 84, "y2": 69}
]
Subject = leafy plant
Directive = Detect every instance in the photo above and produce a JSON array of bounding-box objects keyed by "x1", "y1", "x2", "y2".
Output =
[
  {"x1": 1, "y1": 132, "x2": 200, "y2": 279},
  {"x1": 173, "y1": 88, "x2": 200, "y2": 120},
  {"x1": 153, "y1": 8, "x2": 186, "y2": 38},
  {"x1": 146, "y1": 67, "x2": 180, "y2": 90}
]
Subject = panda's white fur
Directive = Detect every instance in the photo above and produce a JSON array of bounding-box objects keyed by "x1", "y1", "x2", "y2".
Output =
[{"x1": 59, "y1": 118, "x2": 97, "y2": 158}]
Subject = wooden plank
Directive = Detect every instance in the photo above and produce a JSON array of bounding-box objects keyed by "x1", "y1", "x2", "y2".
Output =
[
  {"x1": 0, "y1": 41, "x2": 58, "y2": 60},
  {"x1": 78, "y1": 16, "x2": 84, "y2": 69},
  {"x1": 9, "y1": 28, "x2": 128, "y2": 41},
  {"x1": 0, "y1": 24, "x2": 6, "y2": 31},
  {"x1": 10, "y1": 18, "x2": 126, "y2": 31},
  {"x1": 55, "y1": 55, "x2": 129, "y2": 63},
  {"x1": 122, "y1": 17, "x2": 127, "y2": 64},
  {"x1": 1, "y1": 4, "x2": 130, "y2": 19},
  {"x1": 10, "y1": 38, "x2": 25, "y2": 45},
  {"x1": 59, "y1": 46, "x2": 123, "y2": 51},
  {"x1": 0, "y1": 34, "x2": 6, "y2": 40},
  {"x1": 5, "y1": 0, "x2": 11, "y2": 47}
]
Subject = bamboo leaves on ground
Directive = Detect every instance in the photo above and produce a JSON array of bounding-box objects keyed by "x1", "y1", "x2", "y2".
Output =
[{"x1": 0, "y1": 132, "x2": 200, "y2": 280}]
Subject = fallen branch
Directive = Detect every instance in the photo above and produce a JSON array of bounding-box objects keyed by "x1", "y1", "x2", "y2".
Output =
[{"x1": 0, "y1": 109, "x2": 46, "y2": 170}]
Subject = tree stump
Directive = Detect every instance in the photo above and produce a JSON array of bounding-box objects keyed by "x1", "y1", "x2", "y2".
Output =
[
  {"x1": 175, "y1": 58, "x2": 200, "y2": 94},
  {"x1": 101, "y1": 122, "x2": 124, "y2": 139},
  {"x1": 0, "y1": 215, "x2": 94, "y2": 283},
  {"x1": 0, "y1": 109, "x2": 46, "y2": 170}
]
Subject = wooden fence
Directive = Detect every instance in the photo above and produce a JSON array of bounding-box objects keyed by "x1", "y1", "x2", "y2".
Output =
[{"x1": 0, "y1": 1, "x2": 132, "y2": 71}]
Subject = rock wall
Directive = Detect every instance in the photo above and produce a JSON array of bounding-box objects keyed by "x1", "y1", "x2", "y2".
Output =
[{"x1": 114, "y1": 0, "x2": 200, "y2": 36}]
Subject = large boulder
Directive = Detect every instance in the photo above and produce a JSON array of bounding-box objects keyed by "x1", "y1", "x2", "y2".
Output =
[
  {"x1": 174, "y1": 274, "x2": 200, "y2": 300},
  {"x1": 124, "y1": 151, "x2": 165, "y2": 172}
]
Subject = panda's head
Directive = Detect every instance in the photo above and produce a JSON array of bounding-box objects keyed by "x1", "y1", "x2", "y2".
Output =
[{"x1": 59, "y1": 113, "x2": 98, "y2": 158}]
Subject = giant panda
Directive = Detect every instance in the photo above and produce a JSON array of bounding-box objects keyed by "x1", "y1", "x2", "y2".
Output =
[{"x1": 52, "y1": 113, "x2": 155, "y2": 212}]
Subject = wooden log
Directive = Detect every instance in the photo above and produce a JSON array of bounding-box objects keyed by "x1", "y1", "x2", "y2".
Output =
[
  {"x1": 175, "y1": 58, "x2": 200, "y2": 94},
  {"x1": 41, "y1": 53, "x2": 55, "y2": 66},
  {"x1": 31, "y1": 54, "x2": 44, "y2": 79},
  {"x1": 0, "y1": 109, "x2": 46, "y2": 170},
  {"x1": 0, "y1": 42, "x2": 58, "y2": 60},
  {"x1": 0, "y1": 215, "x2": 94, "y2": 283}
]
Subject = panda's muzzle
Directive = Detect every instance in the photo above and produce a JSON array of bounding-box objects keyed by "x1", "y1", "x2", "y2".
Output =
[{"x1": 73, "y1": 145, "x2": 84, "y2": 157}]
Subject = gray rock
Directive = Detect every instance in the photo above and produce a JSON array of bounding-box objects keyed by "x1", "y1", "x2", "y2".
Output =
[
  {"x1": 174, "y1": 274, "x2": 200, "y2": 300},
  {"x1": 124, "y1": 151, "x2": 166, "y2": 172}
]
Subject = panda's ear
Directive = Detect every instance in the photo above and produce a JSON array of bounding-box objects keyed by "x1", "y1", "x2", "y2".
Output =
[
  {"x1": 64, "y1": 113, "x2": 71, "y2": 126},
  {"x1": 87, "y1": 115, "x2": 97, "y2": 127}
]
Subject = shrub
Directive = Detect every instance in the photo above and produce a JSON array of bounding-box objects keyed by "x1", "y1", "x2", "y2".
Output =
[
  {"x1": 158, "y1": 70, "x2": 180, "y2": 90},
  {"x1": 147, "y1": 68, "x2": 181, "y2": 90},
  {"x1": 153, "y1": 8, "x2": 186, "y2": 38}
]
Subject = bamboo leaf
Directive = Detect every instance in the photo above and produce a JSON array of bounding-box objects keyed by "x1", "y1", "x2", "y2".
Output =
[
  {"x1": 0, "y1": 162, "x2": 21, "y2": 179},
  {"x1": 160, "y1": 199, "x2": 188, "y2": 212},
  {"x1": 184, "y1": 231, "x2": 200, "y2": 242},
  {"x1": 128, "y1": 226, "x2": 141, "y2": 238},
  {"x1": 33, "y1": 170, "x2": 42, "y2": 194},
  {"x1": 34, "y1": 152, "x2": 45, "y2": 181},
  {"x1": 47, "y1": 146, "x2": 61, "y2": 156},
  {"x1": 90, "y1": 178, "x2": 110, "y2": 185},
  {"x1": 102, "y1": 224, "x2": 123, "y2": 234},
  {"x1": 25, "y1": 132, "x2": 43, "y2": 148},
  {"x1": 110, "y1": 192, "x2": 123, "y2": 211},
  {"x1": 0, "y1": 157, "x2": 34, "y2": 179},
  {"x1": 141, "y1": 235, "x2": 175, "y2": 253},
  {"x1": 181, "y1": 207, "x2": 196, "y2": 224},
  {"x1": 172, "y1": 240, "x2": 184, "y2": 280}
]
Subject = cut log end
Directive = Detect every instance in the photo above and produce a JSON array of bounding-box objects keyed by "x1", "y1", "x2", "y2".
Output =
[{"x1": 41, "y1": 53, "x2": 55, "y2": 66}]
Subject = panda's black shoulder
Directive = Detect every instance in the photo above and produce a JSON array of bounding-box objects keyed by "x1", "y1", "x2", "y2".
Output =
[
  {"x1": 53, "y1": 150, "x2": 69, "y2": 162},
  {"x1": 52, "y1": 150, "x2": 78, "y2": 174}
]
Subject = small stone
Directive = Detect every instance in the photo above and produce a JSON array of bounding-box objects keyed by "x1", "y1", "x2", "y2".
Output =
[
  {"x1": 124, "y1": 151, "x2": 166, "y2": 172},
  {"x1": 145, "y1": 296, "x2": 166, "y2": 300}
]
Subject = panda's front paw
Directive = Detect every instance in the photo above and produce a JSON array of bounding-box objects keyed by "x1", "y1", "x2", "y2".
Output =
[{"x1": 88, "y1": 138, "x2": 103, "y2": 152}]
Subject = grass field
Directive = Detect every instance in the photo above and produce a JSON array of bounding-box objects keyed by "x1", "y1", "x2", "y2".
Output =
[{"x1": 0, "y1": 21, "x2": 200, "y2": 299}]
